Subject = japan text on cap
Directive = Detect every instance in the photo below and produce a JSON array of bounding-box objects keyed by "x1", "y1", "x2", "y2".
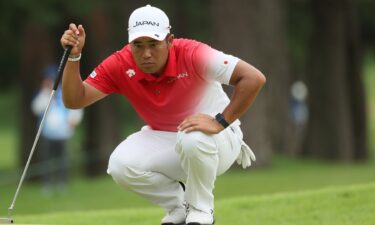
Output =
[{"x1": 128, "y1": 5, "x2": 171, "y2": 43}]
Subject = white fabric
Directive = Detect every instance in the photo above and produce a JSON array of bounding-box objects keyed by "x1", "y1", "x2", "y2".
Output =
[
  {"x1": 207, "y1": 50, "x2": 239, "y2": 85},
  {"x1": 128, "y1": 5, "x2": 171, "y2": 43},
  {"x1": 186, "y1": 205, "x2": 214, "y2": 225},
  {"x1": 236, "y1": 141, "x2": 256, "y2": 169},
  {"x1": 196, "y1": 52, "x2": 241, "y2": 127},
  {"x1": 161, "y1": 205, "x2": 186, "y2": 224},
  {"x1": 107, "y1": 125, "x2": 243, "y2": 213},
  {"x1": 31, "y1": 89, "x2": 83, "y2": 140}
]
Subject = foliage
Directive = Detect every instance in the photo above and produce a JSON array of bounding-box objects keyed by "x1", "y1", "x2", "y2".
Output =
[
  {"x1": 364, "y1": 53, "x2": 375, "y2": 157},
  {"x1": 358, "y1": 0, "x2": 375, "y2": 52},
  {"x1": 287, "y1": 0, "x2": 313, "y2": 78},
  {"x1": 0, "y1": 0, "x2": 103, "y2": 89},
  {"x1": 0, "y1": 89, "x2": 18, "y2": 170},
  {"x1": 1, "y1": 0, "x2": 374, "y2": 89}
]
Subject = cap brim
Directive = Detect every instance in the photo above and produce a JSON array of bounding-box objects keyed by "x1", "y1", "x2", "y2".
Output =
[{"x1": 129, "y1": 32, "x2": 168, "y2": 43}]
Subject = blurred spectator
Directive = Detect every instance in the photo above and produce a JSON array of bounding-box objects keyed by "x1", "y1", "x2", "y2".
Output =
[
  {"x1": 31, "y1": 64, "x2": 83, "y2": 195},
  {"x1": 289, "y1": 80, "x2": 309, "y2": 155},
  {"x1": 290, "y1": 80, "x2": 309, "y2": 125}
]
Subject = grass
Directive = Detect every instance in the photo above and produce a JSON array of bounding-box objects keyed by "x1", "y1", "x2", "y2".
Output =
[
  {"x1": 10, "y1": 182, "x2": 375, "y2": 225},
  {"x1": 1, "y1": 155, "x2": 374, "y2": 216}
]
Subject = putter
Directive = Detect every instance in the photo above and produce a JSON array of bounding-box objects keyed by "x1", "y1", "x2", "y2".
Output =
[{"x1": 0, "y1": 46, "x2": 72, "y2": 224}]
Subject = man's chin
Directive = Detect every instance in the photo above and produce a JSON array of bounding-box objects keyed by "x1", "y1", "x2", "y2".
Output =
[
  {"x1": 141, "y1": 67, "x2": 158, "y2": 75},
  {"x1": 142, "y1": 69, "x2": 154, "y2": 74}
]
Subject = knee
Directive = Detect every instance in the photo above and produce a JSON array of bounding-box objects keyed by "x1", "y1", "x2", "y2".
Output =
[
  {"x1": 107, "y1": 154, "x2": 125, "y2": 184},
  {"x1": 176, "y1": 131, "x2": 217, "y2": 158},
  {"x1": 107, "y1": 153, "x2": 142, "y2": 187}
]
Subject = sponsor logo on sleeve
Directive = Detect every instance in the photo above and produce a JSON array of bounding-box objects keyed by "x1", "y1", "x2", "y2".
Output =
[{"x1": 90, "y1": 70, "x2": 97, "y2": 78}]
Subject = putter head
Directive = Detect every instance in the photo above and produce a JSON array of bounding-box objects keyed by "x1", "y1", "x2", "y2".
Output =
[{"x1": 0, "y1": 217, "x2": 13, "y2": 224}]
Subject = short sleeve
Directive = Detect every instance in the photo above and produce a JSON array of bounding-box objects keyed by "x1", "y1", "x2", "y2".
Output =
[
  {"x1": 193, "y1": 44, "x2": 239, "y2": 85},
  {"x1": 85, "y1": 53, "x2": 121, "y2": 94}
]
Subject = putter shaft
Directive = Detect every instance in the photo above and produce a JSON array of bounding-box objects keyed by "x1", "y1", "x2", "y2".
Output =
[
  {"x1": 4, "y1": 46, "x2": 72, "y2": 223},
  {"x1": 8, "y1": 90, "x2": 56, "y2": 218}
]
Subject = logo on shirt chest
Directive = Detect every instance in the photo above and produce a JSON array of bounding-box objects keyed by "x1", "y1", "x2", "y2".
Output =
[
  {"x1": 167, "y1": 72, "x2": 189, "y2": 83},
  {"x1": 126, "y1": 69, "x2": 136, "y2": 77}
]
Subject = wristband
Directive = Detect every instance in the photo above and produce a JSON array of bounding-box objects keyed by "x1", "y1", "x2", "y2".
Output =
[
  {"x1": 215, "y1": 113, "x2": 230, "y2": 128},
  {"x1": 68, "y1": 53, "x2": 82, "y2": 62}
]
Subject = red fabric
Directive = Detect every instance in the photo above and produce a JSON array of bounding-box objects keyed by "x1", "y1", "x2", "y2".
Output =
[{"x1": 85, "y1": 39, "x2": 213, "y2": 131}]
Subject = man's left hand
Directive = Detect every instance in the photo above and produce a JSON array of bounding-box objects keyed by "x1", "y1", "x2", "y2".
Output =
[{"x1": 178, "y1": 114, "x2": 224, "y2": 134}]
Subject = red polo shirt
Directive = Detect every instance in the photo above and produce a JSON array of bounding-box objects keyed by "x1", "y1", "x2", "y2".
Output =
[{"x1": 85, "y1": 39, "x2": 239, "y2": 131}]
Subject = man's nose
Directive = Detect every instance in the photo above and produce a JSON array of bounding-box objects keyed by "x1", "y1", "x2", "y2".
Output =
[{"x1": 142, "y1": 47, "x2": 152, "y2": 58}]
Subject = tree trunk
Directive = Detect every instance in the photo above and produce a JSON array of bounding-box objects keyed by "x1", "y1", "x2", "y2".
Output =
[
  {"x1": 19, "y1": 22, "x2": 53, "y2": 181},
  {"x1": 172, "y1": 1, "x2": 190, "y2": 38},
  {"x1": 81, "y1": 1, "x2": 155, "y2": 176},
  {"x1": 82, "y1": 7, "x2": 122, "y2": 176},
  {"x1": 304, "y1": 0, "x2": 367, "y2": 160},
  {"x1": 211, "y1": 0, "x2": 292, "y2": 166},
  {"x1": 345, "y1": 0, "x2": 367, "y2": 160}
]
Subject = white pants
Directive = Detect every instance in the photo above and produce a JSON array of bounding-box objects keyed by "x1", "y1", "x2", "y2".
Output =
[{"x1": 107, "y1": 125, "x2": 243, "y2": 213}]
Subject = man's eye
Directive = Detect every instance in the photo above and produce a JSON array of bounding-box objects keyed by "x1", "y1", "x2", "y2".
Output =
[{"x1": 133, "y1": 44, "x2": 143, "y2": 49}]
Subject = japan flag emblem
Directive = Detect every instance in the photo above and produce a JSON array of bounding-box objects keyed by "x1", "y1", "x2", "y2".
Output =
[{"x1": 126, "y1": 69, "x2": 136, "y2": 77}]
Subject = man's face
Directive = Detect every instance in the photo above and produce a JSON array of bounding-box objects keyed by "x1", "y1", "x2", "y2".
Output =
[{"x1": 130, "y1": 35, "x2": 173, "y2": 75}]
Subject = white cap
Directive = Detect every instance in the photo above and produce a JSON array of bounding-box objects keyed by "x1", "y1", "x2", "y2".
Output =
[{"x1": 128, "y1": 5, "x2": 171, "y2": 43}]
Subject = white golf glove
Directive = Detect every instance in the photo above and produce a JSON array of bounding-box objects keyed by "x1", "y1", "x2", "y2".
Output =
[{"x1": 236, "y1": 141, "x2": 256, "y2": 169}]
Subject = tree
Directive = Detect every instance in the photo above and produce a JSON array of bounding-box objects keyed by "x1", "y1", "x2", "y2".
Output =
[
  {"x1": 81, "y1": 1, "x2": 149, "y2": 176},
  {"x1": 304, "y1": 0, "x2": 368, "y2": 160},
  {"x1": 19, "y1": 21, "x2": 54, "y2": 181},
  {"x1": 211, "y1": 0, "x2": 292, "y2": 166},
  {"x1": 80, "y1": 7, "x2": 121, "y2": 176},
  {"x1": 17, "y1": 0, "x2": 123, "y2": 178}
]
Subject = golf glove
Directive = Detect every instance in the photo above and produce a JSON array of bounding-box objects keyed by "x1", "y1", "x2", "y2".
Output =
[{"x1": 236, "y1": 141, "x2": 256, "y2": 169}]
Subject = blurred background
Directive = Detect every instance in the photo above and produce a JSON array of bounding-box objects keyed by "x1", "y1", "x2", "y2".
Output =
[{"x1": 0, "y1": 0, "x2": 375, "y2": 217}]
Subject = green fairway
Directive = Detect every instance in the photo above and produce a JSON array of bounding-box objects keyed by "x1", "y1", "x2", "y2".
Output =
[
  {"x1": 0, "y1": 154, "x2": 374, "y2": 215},
  {"x1": 11, "y1": 182, "x2": 375, "y2": 225}
]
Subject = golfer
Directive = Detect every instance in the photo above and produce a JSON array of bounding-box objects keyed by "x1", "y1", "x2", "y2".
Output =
[{"x1": 60, "y1": 4, "x2": 265, "y2": 225}]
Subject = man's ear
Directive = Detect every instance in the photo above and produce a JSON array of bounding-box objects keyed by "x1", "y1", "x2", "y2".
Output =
[{"x1": 167, "y1": 34, "x2": 174, "y2": 47}]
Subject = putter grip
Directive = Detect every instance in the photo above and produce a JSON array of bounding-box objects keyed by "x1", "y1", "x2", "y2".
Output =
[{"x1": 53, "y1": 46, "x2": 73, "y2": 91}]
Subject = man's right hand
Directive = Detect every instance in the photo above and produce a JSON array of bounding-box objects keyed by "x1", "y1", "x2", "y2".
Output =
[{"x1": 60, "y1": 23, "x2": 86, "y2": 56}]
